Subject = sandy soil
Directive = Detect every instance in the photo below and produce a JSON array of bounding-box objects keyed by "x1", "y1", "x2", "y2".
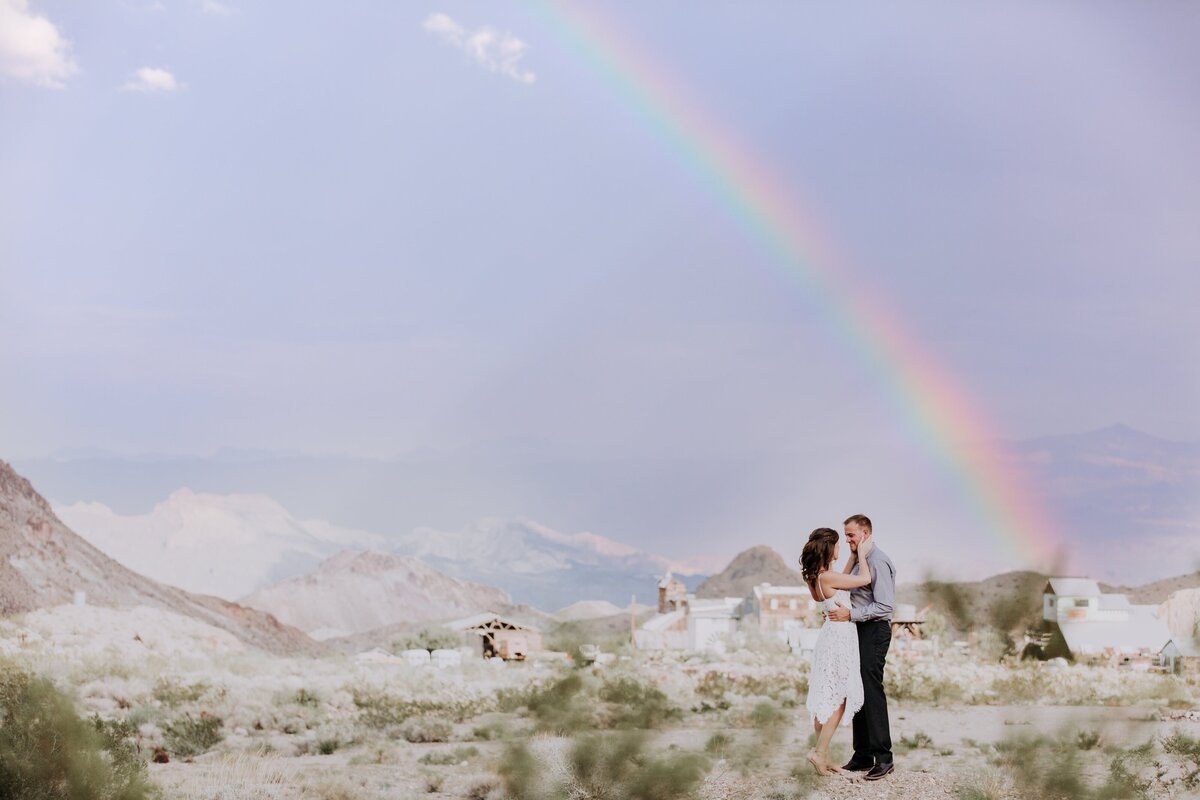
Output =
[{"x1": 148, "y1": 704, "x2": 1200, "y2": 800}]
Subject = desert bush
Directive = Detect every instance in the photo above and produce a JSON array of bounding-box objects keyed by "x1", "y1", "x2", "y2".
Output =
[
  {"x1": 598, "y1": 675, "x2": 679, "y2": 729},
  {"x1": 0, "y1": 664, "x2": 154, "y2": 799},
  {"x1": 898, "y1": 730, "x2": 934, "y2": 751},
  {"x1": 419, "y1": 745, "x2": 480, "y2": 765},
  {"x1": 352, "y1": 686, "x2": 474, "y2": 728},
  {"x1": 497, "y1": 732, "x2": 709, "y2": 800},
  {"x1": 317, "y1": 737, "x2": 340, "y2": 755},
  {"x1": 522, "y1": 672, "x2": 595, "y2": 734},
  {"x1": 394, "y1": 626, "x2": 462, "y2": 653},
  {"x1": 704, "y1": 732, "x2": 733, "y2": 756},
  {"x1": 693, "y1": 669, "x2": 807, "y2": 703},
  {"x1": 152, "y1": 675, "x2": 208, "y2": 707},
  {"x1": 293, "y1": 687, "x2": 320, "y2": 707},
  {"x1": 399, "y1": 715, "x2": 453, "y2": 743},
  {"x1": 1075, "y1": 729, "x2": 1101, "y2": 751},
  {"x1": 163, "y1": 713, "x2": 224, "y2": 757}
]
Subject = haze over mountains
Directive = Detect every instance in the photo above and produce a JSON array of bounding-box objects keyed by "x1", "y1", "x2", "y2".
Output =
[{"x1": 16, "y1": 424, "x2": 1199, "y2": 586}]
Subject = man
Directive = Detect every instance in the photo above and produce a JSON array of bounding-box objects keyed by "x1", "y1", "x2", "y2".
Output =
[{"x1": 825, "y1": 513, "x2": 895, "y2": 780}]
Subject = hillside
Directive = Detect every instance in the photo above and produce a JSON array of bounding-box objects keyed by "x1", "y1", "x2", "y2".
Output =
[
  {"x1": 694, "y1": 545, "x2": 802, "y2": 598},
  {"x1": 240, "y1": 550, "x2": 515, "y2": 639},
  {"x1": 0, "y1": 460, "x2": 324, "y2": 656}
]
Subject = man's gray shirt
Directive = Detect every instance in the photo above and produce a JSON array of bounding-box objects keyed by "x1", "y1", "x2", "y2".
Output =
[{"x1": 848, "y1": 545, "x2": 896, "y2": 623}]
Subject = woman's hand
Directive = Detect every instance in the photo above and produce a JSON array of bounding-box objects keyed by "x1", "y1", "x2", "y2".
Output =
[{"x1": 857, "y1": 537, "x2": 873, "y2": 560}]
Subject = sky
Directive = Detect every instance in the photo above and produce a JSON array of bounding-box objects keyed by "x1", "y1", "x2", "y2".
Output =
[{"x1": 1, "y1": 1, "x2": 1198, "y2": 578}]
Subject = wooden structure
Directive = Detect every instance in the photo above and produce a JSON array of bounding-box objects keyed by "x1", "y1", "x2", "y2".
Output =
[
  {"x1": 657, "y1": 572, "x2": 689, "y2": 614},
  {"x1": 444, "y1": 612, "x2": 542, "y2": 660},
  {"x1": 1162, "y1": 638, "x2": 1200, "y2": 676},
  {"x1": 744, "y1": 584, "x2": 816, "y2": 631}
]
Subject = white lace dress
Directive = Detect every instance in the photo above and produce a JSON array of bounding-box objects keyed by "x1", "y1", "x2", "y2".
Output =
[{"x1": 805, "y1": 588, "x2": 864, "y2": 725}]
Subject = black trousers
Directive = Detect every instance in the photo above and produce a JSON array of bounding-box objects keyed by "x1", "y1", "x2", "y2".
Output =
[{"x1": 852, "y1": 620, "x2": 893, "y2": 764}]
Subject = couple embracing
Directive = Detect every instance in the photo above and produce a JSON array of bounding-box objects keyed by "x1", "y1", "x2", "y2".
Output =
[{"x1": 801, "y1": 514, "x2": 896, "y2": 781}]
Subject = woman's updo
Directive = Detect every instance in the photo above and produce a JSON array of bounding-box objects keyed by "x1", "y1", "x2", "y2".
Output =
[{"x1": 800, "y1": 527, "x2": 839, "y2": 584}]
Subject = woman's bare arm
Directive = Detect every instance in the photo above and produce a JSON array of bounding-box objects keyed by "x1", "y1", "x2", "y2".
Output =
[{"x1": 820, "y1": 570, "x2": 871, "y2": 591}]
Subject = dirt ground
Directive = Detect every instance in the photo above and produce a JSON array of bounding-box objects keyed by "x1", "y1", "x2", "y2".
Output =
[{"x1": 149, "y1": 704, "x2": 1200, "y2": 800}]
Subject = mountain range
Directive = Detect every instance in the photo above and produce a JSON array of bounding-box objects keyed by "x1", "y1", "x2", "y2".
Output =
[{"x1": 0, "y1": 460, "x2": 323, "y2": 656}]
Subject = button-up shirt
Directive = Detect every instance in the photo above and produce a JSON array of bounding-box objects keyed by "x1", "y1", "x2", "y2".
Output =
[{"x1": 849, "y1": 544, "x2": 896, "y2": 623}]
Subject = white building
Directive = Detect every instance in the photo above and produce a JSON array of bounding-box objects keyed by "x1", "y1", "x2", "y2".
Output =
[
  {"x1": 687, "y1": 597, "x2": 742, "y2": 652},
  {"x1": 1043, "y1": 578, "x2": 1171, "y2": 658}
]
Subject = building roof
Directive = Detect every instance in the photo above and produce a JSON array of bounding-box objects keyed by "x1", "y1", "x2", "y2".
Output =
[
  {"x1": 1099, "y1": 594, "x2": 1131, "y2": 610},
  {"x1": 1058, "y1": 606, "x2": 1171, "y2": 655},
  {"x1": 641, "y1": 609, "x2": 686, "y2": 631},
  {"x1": 689, "y1": 598, "x2": 742, "y2": 618},
  {"x1": 658, "y1": 571, "x2": 685, "y2": 589},
  {"x1": 1162, "y1": 638, "x2": 1200, "y2": 658},
  {"x1": 443, "y1": 612, "x2": 541, "y2": 632},
  {"x1": 752, "y1": 584, "x2": 811, "y2": 598},
  {"x1": 1046, "y1": 578, "x2": 1102, "y2": 597}
]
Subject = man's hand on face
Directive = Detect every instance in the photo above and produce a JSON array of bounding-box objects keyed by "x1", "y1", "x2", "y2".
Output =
[{"x1": 825, "y1": 602, "x2": 851, "y2": 623}]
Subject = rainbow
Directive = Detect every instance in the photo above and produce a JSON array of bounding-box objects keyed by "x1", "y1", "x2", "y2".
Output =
[{"x1": 526, "y1": 0, "x2": 1060, "y2": 567}]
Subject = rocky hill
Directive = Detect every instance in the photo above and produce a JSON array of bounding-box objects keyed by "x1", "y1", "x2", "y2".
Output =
[
  {"x1": 0, "y1": 460, "x2": 324, "y2": 656},
  {"x1": 694, "y1": 545, "x2": 803, "y2": 598},
  {"x1": 240, "y1": 550, "x2": 514, "y2": 639}
]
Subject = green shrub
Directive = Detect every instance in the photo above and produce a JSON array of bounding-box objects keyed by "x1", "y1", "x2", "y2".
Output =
[
  {"x1": 598, "y1": 676, "x2": 679, "y2": 729},
  {"x1": 704, "y1": 732, "x2": 733, "y2": 756},
  {"x1": 399, "y1": 716, "x2": 452, "y2": 743},
  {"x1": 163, "y1": 713, "x2": 224, "y2": 758},
  {"x1": 152, "y1": 676, "x2": 208, "y2": 707},
  {"x1": 393, "y1": 627, "x2": 461, "y2": 653},
  {"x1": 294, "y1": 688, "x2": 320, "y2": 707},
  {"x1": 352, "y1": 686, "x2": 473, "y2": 728},
  {"x1": 899, "y1": 730, "x2": 934, "y2": 751},
  {"x1": 0, "y1": 665, "x2": 154, "y2": 799},
  {"x1": 419, "y1": 746, "x2": 480, "y2": 765},
  {"x1": 317, "y1": 737, "x2": 340, "y2": 755}
]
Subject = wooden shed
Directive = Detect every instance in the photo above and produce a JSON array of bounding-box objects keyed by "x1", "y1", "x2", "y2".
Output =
[{"x1": 445, "y1": 612, "x2": 542, "y2": 660}]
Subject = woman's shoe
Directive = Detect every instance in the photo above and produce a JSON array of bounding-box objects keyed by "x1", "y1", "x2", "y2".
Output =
[{"x1": 806, "y1": 751, "x2": 830, "y2": 775}]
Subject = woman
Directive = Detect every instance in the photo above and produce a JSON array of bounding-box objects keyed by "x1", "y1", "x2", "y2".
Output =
[{"x1": 800, "y1": 527, "x2": 873, "y2": 775}]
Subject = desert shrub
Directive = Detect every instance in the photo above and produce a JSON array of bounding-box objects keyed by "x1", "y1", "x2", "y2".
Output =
[
  {"x1": 954, "y1": 771, "x2": 1007, "y2": 800},
  {"x1": 884, "y1": 662, "x2": 966, "y2": 704},
  {"x1": 898, "y1": 730, "x2": 934, "y2": 751},
  {"x1": 523, "y1": 673, "x2": 595, "y2": 734},
  {"x1": 422, "y1": 770, "x2": 444, "y2": 793},
  {"x1": 497, "y1": 732, "x2": 708, "y2": 800},
  {"x1": 393, "y1": 626, "x2": 462, "y2": 653},
  {"x1": 419, "y1": 745, "x2": 480, "y2": 765},
  {"x1": 598, "y1": 675, "x2": 679, "y2": 729},
  {"x1": 466, "y1": 779, "x2": 496, "y2": 800},
  {"x1": 317, "y1": 737, "x2": 340, "y2": 755},
  {"x1": 351, "y1": 686, "x2": 474, "y2": 728},
  {"x1": 1161, "y1": 729, "x2": 1200, "y2": 788},
  {"x1": 472, "y1": 719, "x2": 509, "y2": 741},
  {"x1": 704, "y1": 732, "x2": 733, "y2": 756},
  {"x1": 152, "y1": 676, "x2": 208, "y2": 707},
  {"x1": 990, "y1": 668, "x2": 1052, "y2": 704},
  {"x1": 0, "y1": 665, "x2": 154, "y2": 800},
  {"x1": 163, "y1": 713, "x2": 224, "y2": 757},
  {"x1": 694, "y1": 669, "x2": 807, "y2": 703},
  {"x1": 293, "y1": 688, "x2": 320, "y2": 707},
  {"x1": 748, "y1": 701, "x2": 787, "y2": 729},
  {"x1": 1075, "y1": 729, "x2": 1101, "y2": 751},
  {"x1": 399, "y1": 716, "x2": 453, "y2": 743}
]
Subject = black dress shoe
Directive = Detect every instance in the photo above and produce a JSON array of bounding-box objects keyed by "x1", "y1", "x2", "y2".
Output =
[
  {"x1": 842, "y1": 758, "x2": 873, "y2": 772},
  {"x1": 864, "y1": 762, "x2": 894, "y2": 780}
]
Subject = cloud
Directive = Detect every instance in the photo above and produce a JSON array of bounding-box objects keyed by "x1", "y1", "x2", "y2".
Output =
[
  {"x1": 422, "y1": 12, "x2": 536, "y2": 85},
  {"x1": 122, "y1": 66, "x2": 181, "y2": 93},
  {"x1": 200, "y1": 0, "x2": 233, "y2": 16},
  {"x1": 0, "y1": 0, "x2": 78, "y2": 88}
]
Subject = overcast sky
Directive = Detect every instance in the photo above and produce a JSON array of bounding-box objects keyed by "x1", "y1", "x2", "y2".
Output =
[{"x1": 2, "y1": 2, "x2": 1197, "y2": 575}]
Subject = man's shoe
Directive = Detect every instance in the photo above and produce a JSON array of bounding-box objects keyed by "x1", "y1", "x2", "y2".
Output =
[
  {"x1": 841, "y1": 758, "x2": 873, "y2": 772},
  {"x1": 864, "y1": 762, "x2": 894, "y2": 780}
]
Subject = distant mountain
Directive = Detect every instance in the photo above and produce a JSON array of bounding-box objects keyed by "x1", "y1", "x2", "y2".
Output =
[
  {"x1": 1011, "y1": 425, "x2": 1200, "y2": 581},
  {"x1": 55, "y1": 490, "x2": 386, "y2": 600},
  {"x1": 240, "y1": 550, "x2": 514, "y2": 640},
  {"x1": 695, "y1": 545, "x2": 803, "y2": 598},
  {"x1": 391, "y1": 517, "x2": 709, "y2": 609},
  {"x1": 553, "y1": 600, "x2": 626, "y2": 622},
  {"x1": 1100, "y1": 572, "x2": 1200, "y2": 605},
  {"x1": 0, "y1": 460, "x2": 323, "y2": 656}
]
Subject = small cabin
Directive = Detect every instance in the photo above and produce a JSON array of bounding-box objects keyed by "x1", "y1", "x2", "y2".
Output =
[
  {"x1": 445, "y1": 612, "x2": 542, "y2": 660},
  {"x1": 1161, "y1": 638, "x2": 1200, "y2": 676}
]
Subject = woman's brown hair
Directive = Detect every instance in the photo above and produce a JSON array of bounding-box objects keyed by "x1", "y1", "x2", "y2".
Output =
[{"x1": 800, "y1": 527, "x2": 839, "y2": 585}]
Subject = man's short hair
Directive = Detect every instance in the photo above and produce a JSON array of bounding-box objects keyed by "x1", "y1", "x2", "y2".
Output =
[{"x1": 844, "y1": 514, "x2": 872, "y2": 533}]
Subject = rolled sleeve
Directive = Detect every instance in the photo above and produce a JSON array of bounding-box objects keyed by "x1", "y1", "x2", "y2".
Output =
[{"x1": 851, "y1": 555, "x2": 895, "y2": 622}]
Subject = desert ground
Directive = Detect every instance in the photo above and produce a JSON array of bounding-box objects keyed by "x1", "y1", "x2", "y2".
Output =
[{"x1": 3, "y1": 604, "x2": 1199, "y2": 800}]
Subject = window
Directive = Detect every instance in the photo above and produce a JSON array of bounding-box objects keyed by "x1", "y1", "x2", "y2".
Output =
[
  {"x1": 1072, "y1": 598, "x2": 1090, "y2": 608},
  {"x1": 770, "y1": 598, "x2": 779, "y2": 610},
  {"x1": 789, "y1": 598, "x2": 798, "y2": 610}
]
